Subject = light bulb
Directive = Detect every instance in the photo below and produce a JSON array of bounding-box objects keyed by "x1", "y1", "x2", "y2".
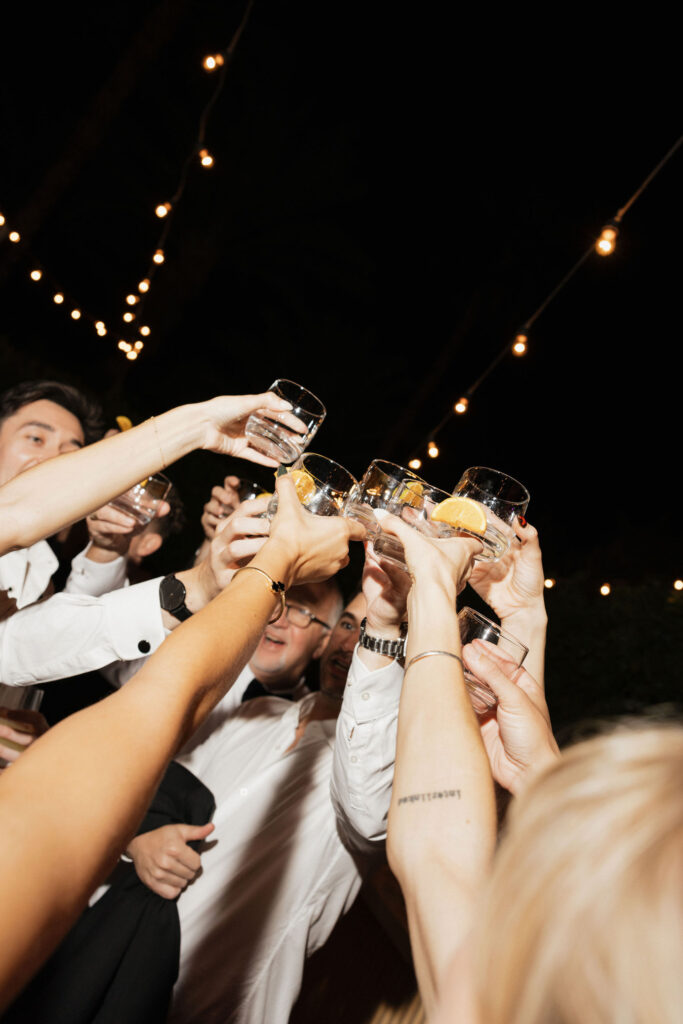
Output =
[
  {"x1": 596, "y1": 223, "x2": 618, "y2": 256},
  {"x1": 126, "y1": 350, "x2": 138, "y2": 360},
  {"x1": 408, "y1": 458, "x2": 422, "y2": 470},
  {"x1": 134, "y1": 340, "x2": 144, "y2": 351},
  {"x1": 95, "y1": 322, "x2": 107, "y2": 336},
  {"x1": 199, "y1": 148, "x2": 214, "y2": 167},
  {"x1": 512, "y1": 332, "x2": 527, "y2": 356},
  {"x1": 544, "y1": 578, "x2": 556, "y2": 589},
  {"x1": 203, "y1": 53, "x2": 224, "y2": 71},
  {"x1": 153, "y1": 249, "x2": 165, "y2": 264},
  {"x1": 30, "y1": 269, "x2": 42, "y2": 281},
  {"x1": 138, "y1": 279, "x2": 150, "y2": 293},
  {"x1": 674, "y1": 579, "x2": 683, "y2": 591},
  {"x1": 9, "y1": 231, "x2": 20, "y2": 243},
  {"x1": 126, "y1": 294, "x2": 138, "y2": 305},
  {"x1": 0, "y1": 213, "x2": 5, "y2": 226},
  {"x1": 117, "y1": 340, "x2": 129, "y2": 351},
  {"x1": 428, "y1": 442, "x2": 439, "y2": 458},
  {"x1": 600, "y1": 583, "x2": 611, "y2": 596},
  {"x1": 70, "y1": 309, "x2": 81, "y2": 320},
  {"x1": 155, "y1": 202, "x2": 171, "y2": 218},
  {"x1": 53, "y1": 293, "x2": 64, "y2": 304},
  {"x1": 140, "y1": 325, "x2": 151, "y2": 336},
  {"x1": 123, "y1": 312, "x2": 135, "y2": 323},
  {"x1": 454, "y1": 397, "x2": 468, "y2": 414}
]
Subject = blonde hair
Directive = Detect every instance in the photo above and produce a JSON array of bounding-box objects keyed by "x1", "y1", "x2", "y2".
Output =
[{"x1": 473, "y1": 723, "x2": 683, "y2": 1024}]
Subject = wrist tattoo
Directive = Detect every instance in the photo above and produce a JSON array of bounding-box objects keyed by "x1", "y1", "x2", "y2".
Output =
[{"x1": 397, "y1": 789, "x2": 461, "y2": 806}]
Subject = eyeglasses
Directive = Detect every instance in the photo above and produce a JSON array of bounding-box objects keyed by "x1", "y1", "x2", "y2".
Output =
[{"x1": 279, "y1": 603, "x2": 331, "y2": 630}]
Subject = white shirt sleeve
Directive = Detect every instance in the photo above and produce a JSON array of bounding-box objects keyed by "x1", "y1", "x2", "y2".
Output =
[
  {"x1": 330, "y1": 646, "x2": 404, "y2": 850},
  {"x1": 0, "y1": 577, "x2": 166, "y2": 686},
  {"x1": 63, "y1": 544, "x2": 128, "y2": 597}
]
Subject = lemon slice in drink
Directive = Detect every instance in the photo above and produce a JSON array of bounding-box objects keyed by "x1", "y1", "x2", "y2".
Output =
[
  {"x1": 287, "y1": 469, "x2": 317, "y2": 504},
  {"x1": 396, "y1": 481, "x2": 424, "y2": 508},
  {"x1": 430, "y1": 496, "x2": 487, "y2": 535},
  {"x1": 256, "y1": 491, "x2": 272, "y2": 500},
  {"x1": 116, "y1": 415, "x2": 133, "y2": 431}
]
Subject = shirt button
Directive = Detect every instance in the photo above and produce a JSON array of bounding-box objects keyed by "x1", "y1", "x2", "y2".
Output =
[
  {"x1": 138, "y1": 639, "x2": 151, "y2": 654},
  {"x1": 350, "y1": 755, "x2": 358, "y2": 764},
  {"x1": 362, "y1": 692, "x2": 370, "y2": 701}
]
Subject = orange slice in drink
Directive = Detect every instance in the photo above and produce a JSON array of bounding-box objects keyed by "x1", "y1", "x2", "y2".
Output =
[
  {"x1": 396, "y1": 481, "x2": 424, "y2": 508},
  {"x1": 430, "y1": 496, "x2": 487, "y2": 535},
  {"x1": 287, "y1": 469, "x2": 317, "y2": 504},
  {"x1": 256, "y1": 491, "x2": 273, "y2": 500},
  {"x1": 116, "y1": 415, "x2": 133, "y2": 431}
]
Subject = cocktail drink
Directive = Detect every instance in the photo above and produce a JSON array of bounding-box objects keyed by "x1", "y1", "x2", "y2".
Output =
[
  {"x1": 372, "y1": 481, "x2": 464, "y2": 571},
  {"x1": 343, "y1": 459, "x2": 427, "y2": 538},
  {"x1": 108, "y1": 473, "x2": 171, "y2": 527},
  {"x1": 458, "y1": 606, "x2": 528, "y2": 715},
  {"x1": 451, "y1": 466, "x2": 529, "y2": 561},
  {"x1": 245, "y1": 379, "x2": 326, "y2": 464},
  {"x1": 268, "y1": 453, "x2": 357, "y2": 518}
]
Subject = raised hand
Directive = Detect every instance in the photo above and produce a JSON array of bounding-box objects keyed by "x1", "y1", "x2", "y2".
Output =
[
  {"x1": 208, "y1": 494, "x2": 272, "y2": 587},
  {"x1": 467, "y1": 518, "x2": 545, "y2": 621},
  {"x1": 200, "y1": 476, "x2": 242, "y2": 542},
  {"x1": 381, "y1": 513, "x2": 483, "y2": 594},
  {"x1": 127, "y1": 822, "x2": 215, "y2": 900},
  {"x1": 201, "y1": 394, "x2": 307, "y2": 467}
]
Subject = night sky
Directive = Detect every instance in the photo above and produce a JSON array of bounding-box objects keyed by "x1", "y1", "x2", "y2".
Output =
[{"x1": 1, "y1": 3, "x2": 681, "y2": 598}]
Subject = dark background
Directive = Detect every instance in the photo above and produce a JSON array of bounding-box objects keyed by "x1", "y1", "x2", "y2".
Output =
[{"x1": 1, "y1": 3, "x2": 681, "y2": 732}]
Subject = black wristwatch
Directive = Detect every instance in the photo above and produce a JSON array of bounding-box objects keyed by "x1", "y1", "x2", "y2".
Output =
[
  {"x1": 358, "y1": 618, "x2": 407, "y2": 660},
  {"x1": 159, "y1": 574, "x2": 193, "y2": 622}
]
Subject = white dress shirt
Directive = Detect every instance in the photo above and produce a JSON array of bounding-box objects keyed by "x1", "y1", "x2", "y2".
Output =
[
  {"x1": 0, "y1": 542, "x2": 166, "y2": 686},
  {"x1": 169, "y1": 651, "x2": 404, "y2": 1024}
]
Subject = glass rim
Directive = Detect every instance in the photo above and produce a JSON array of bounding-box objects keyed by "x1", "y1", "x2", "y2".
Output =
[
  {"x1": 455, "y1": 466, "x2": 529, "y2": 507},
  {"x1": 457, "y1": 605, "x2": 529, "y2": 656},
  {"x1": 399, "y1": 478, "x2": 452, "y2": 504},
  {"x1": 366, "y1": 458, "x2": 427, "y2": 482},
  {"x1": 270, "y1": 378, "x2": 326, "y2": 417},
  {"x1": 295, "y1": 452, "x2": 357, "y2": 490}
]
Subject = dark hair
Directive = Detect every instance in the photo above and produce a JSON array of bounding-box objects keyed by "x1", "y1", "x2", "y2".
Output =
[{"x1": 0, "y1": 380, "x2": 105, "y2": 445}]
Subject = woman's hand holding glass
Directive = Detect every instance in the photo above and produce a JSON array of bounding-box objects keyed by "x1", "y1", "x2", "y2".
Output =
[{"x1": 200, "y1": 393, "x2": 309, "y2": 466}]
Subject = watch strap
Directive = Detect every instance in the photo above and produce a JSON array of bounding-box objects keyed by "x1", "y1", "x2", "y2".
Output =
[
  {"x1": 358, "y1": 617, "x2": 406, "y2": 659},
  {"x1": 159, "y1": 574, "x2": 193, "y2": 622}
]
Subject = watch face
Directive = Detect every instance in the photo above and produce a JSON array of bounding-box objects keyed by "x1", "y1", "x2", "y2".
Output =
[{"x1": 161, "y1": 576, "x2": 185, "y2": 611}]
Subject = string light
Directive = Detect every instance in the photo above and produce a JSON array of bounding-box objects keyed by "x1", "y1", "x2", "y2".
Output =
[
  {"x1": 117, "y1": 340, "x2": 132, "y2": 352},
  {"x1": 199, "y1": 148, "x2": 214, "y2": 167},
  {"x1": 125, "y1": 294, "x2": 138, "y2": 305},
  {"x1": 70, "y1": 309, "x2": 81, "y2": 320},
  {"x1": 600, "y1": 583, "x2": 611, "y2": 596},
  {"x1": 53, "y1": 292, "x2": 64, "y2": 304},
  {"x1": 95, "y1": 321, "x2": 107, "y2": 336},
  {"x1": 0, "y1": 213, "x2": 5, "y2": 226},
  {"x1": 138, "y1": 279, "x2": 150, "y2": 293},
  {"x1": 30, "y1": 269, "x2": 42, "y2": 281},
  {"x1": 203, "y1": 53, "x2": 225, "y2": 71},
  {"x1": 408, "y1": 458, "x2": 422, "y2": 470},
  {"x1": 126, "y1": 350, "x2": 138, "y2": 360},
  {"x1": 427, "y1": 442, "x2": 439, "y2": 458},
  {"x1": 8, "y1": 231, "x2": 20, "y2": 243},
  {"x1": 140, "y1": 325, "x2": 151, "y2": 336},
  {"x1": 123, "y1": 312, "x2": 135, "y2": 323},
  {"x1": 544, "y1": 578, "x2": 556, "y2": 589},
  {"x1": 153, "y1": 249, "x2": 165, "y2": 264},
  {"x1": 134, "y1": 340, "x2": 144, "y2": 350},
  {"x1": 454, "y1": 397, "x2": 468, "y2": 414},
  {"x1": 155, "y1": 202, "x2": 171, "y2": 218},
  {"x1": 512, "y1": 332, "x2": 528, "y2": 356},
  {"x1": 674, "y1": 580, "x2": 683, "y2": 591},
  {"x1": 596, "y1": 222, "x2": 618, "y2": 256}
]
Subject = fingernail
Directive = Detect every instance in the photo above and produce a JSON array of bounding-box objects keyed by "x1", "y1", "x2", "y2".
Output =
[{"x1": 518, "y1": 515, "x2": 527, "y2": 528}]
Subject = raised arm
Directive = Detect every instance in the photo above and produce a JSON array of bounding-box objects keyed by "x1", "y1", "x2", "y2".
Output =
[
  {"x1": 0, "y1": 475, "x2": 363, "y2": 1011},
  {"x1": 0, "y1": 393, "x2": 301, "y2": 555},
  {"x1": 383, "y1": 519, "x2": 495, "y2": 1019}
]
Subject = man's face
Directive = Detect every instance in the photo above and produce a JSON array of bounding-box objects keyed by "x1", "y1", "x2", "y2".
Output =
[
  {"x1": 319, "y1": 591, "x2": 367, "y2": 698},
  {"x1": 249, "y1": 583, "x2": 340, "y2": 691},
  {"x1": 0, "y1": 399, "x2": 85, "y2": 486}
]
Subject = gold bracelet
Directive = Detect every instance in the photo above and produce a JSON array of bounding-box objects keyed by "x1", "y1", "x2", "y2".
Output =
[
  {"x1": 232, "y1": 566, "x2": 286, "y2": 622},
  {"x1": 405, "y1": 650, "x2": 463, "y2": 672},
  {"x1": 150, "y1": 415, "x2": 167, "y2": 469}
]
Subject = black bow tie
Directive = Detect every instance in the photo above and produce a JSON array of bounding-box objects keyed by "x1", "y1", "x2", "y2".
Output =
[{"x1": 241, "y1": 679, "x2": 296, "y2": 703}]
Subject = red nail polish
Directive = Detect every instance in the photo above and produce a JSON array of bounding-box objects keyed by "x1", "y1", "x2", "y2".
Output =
[{"x1": 518, "y1": 515, "x2": 527, "y2": 528}]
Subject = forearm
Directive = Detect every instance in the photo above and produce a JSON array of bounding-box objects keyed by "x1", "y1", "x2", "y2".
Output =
[{"x1": 0, "y1": 403, "x2": 206, "y2": 555}]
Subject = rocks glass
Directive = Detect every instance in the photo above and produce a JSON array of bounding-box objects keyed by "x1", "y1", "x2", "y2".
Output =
[
  {"x1": 451, "y1": 466, "x2": 529, "y2": 561},
  {"x1": 245, "y1": 379, "x2": 326, "y2": 464},
  {"x1": 458, "y1": 607, "x2": 528, "y2": 715}
]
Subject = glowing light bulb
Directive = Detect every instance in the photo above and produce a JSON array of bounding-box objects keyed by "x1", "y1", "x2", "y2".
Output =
[
  {"x1": 153, "y1": 249, "x2": 165, "y2": 264},
  {"x1": 203, "y1": 53, "x2": 224, "y2": 71},
  {"x1": 95, "y1": 321, "x2": 107, "y2": 336},
  {"x1": 428, "y1": 442, "x2": 439, "y2": 459},
  {"x1": 454, "y1": 397, "x2": 468, "y2": 414},
  {"x1": 199, "y1": 148, "x2": 214, "y2": 167},
  {"x1": 30, "y1": 269, "x2": 42, "y2": 281},
  {"x1": 134, "y1": 340, "x2": 144, "y2": 351},
  {"x1": 140, "y1": 325, "x2": 151, "y2": 336},
  {"x1": 155, "y1": 202, "x2": 171, "y2": 218},
  {"x1": 123, "y1": 312, "x2": 135, "y2": 323},
  {"x1": 596, "y1": 224, "x2": 618, "y2": 256},
  {"x1": 126, "y1": 350, "x2": 138, "y2": 360},
  {"x1": 408, "y1": 458, "x2": 422, "y2": 470},
  {"x1": 9, "y1": 231, "x2": 20, "y2": 243},
  {"x1": 544, "y1": 578, "x2": 556, "y2": 589},
  {"x1": 138, "y1": 279, "x2": 150, "y2": 293},
  {"x1": 0, "y1": 213, "x2": 5, "y2": 226},
  {"x1": 512, "y1": 332, "x2": 528, "y2": 356},
  {"x1": 674, "y1": 579, "x2": 683, "y2": 591},
  {"x1": 53, "y1": 293, "x2": 64, "y2": 304},
  {"x1": 126, "y1": 294, "x2": 138, "y2": 306},
  {"x1": 600, "y1": 583, "x2": 611, "y2": 596},
  {"x1": 70, "y1": 309, "x2": 81, "y2": 320},
  {"x1": 117, "y1": 340, "x2": 129, "y2": 351}
]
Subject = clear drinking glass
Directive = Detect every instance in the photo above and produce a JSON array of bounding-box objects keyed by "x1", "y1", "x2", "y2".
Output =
[
  {"x1": 245, "y1": 379, "x2": 326, "y2": 464},
  {"x1": 343, "y1": 459, "x2": 427, "y2": 539},
  {"x1": 0, "y1": 684, "x2": 44, "y2": 768},
  {"x1": 268, "y1": 452, "x2": 357, "y2": 517},
  {"x1": 451, "y1": 466, "x2": 529, "y2": 561},
  {"x1": 108, "y1": 473, "x2": 171, "y2": 527},
  {"x1": 458, "y1": 607, "x2": 528, "y2": 715},
  {"x1": 371, "y1": 480, "x2": 458, "y2": 571}
]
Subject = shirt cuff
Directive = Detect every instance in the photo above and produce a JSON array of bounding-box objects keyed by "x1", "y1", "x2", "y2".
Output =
[
  {"x1": 341, "y1": 645, "x2": 404, "y2": 724},
  {"x1": 99, "y1": 576, "x2": 166, "y2": 661},
  {"x1": 65, "y1": 544, "x2": 128, "y2": 596}
]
